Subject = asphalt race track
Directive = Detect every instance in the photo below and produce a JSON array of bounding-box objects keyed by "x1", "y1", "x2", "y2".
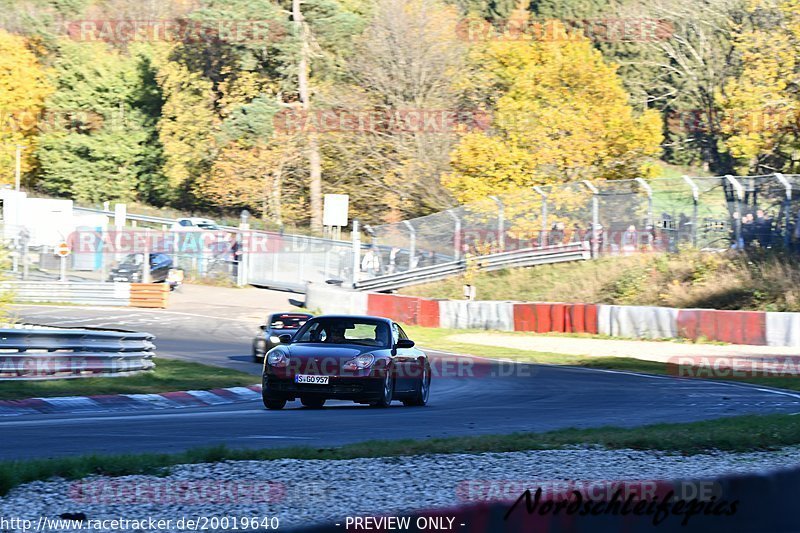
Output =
[{"x1": 4, "y1": 304, "x2": 800, "y2": 460}]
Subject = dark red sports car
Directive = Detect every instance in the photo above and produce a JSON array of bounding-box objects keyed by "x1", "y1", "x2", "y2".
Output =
[{"x1": 261, "y1": 315, "x2": 430, "y2": 409}]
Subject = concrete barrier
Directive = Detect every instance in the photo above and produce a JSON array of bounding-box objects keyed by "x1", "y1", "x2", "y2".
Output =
[
  {"x1": 305, "y1": 287, "x2": 800, "y2": 348},
  {"x1": 305, "y1": 283, "x2": 368, "y2": 315},
  {"x1": 564, "y1": 303, "x2": 599, "y2": 334},
  {"x1": 440, "y1": 301, "x2": 515, "y2": 331},
  {"x1": 766, "y1": 312, "x2": 800, "y2": 347},
  {"x1": 678, "y1": 309, "x2": 766, "y2": 345},
  {"x1": 599, "y1": 305, "x2": 679, "y2": 339},
  {"x1": 513, "y1": 303, "x2": 566, "y2": 333}
]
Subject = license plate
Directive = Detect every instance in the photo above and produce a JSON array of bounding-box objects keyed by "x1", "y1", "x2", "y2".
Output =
[{"x1": 295, "y1": 375, "x2": 329, "y2": 385}]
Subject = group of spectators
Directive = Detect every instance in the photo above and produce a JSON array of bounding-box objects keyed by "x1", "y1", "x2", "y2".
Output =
[{"x1": 733, "y1": 209, "x2": 774, "y2": 249}]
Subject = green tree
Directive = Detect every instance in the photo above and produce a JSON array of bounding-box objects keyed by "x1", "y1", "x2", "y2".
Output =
[{"x1": 36, "y1": 40, "x2": 159, "y2": 203}]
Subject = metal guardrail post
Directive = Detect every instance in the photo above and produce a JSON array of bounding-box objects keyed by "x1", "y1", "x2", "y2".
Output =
[
  {"x1": 775, "y1": 173, "x2": 792, "y2": 247},
  {"x1": 725, "y1": 174, "x2": 745, "y2": 249},
  {"x1": 682, "y1": 175, "x2": 700, "y2": 247},
  {"x1": 446, "y1": 210, "x2": 462, "y2": 261},
  {"x1": 402, "y1": 220, "x2": 416, "y2": 270},
  {"x1": 533, "y1": 186, "x2": 548, "y2": 247},
  {"x1": 582, "y1": 180, "x2": 600, "y2": 258},
  {"x1": 489, "y1": 196, "x2": 505, "y2": 252}
]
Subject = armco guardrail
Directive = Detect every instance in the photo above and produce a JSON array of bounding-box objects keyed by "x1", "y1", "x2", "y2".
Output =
[
  {"x1": 1, "y1": 281, "x2": 131, "y2": 306},
  {"x1": 0, "y1": 328, "x2": 156, "y2": 380},
  {"x1": 354, "y1": 243, "x2": 590, "y2": 292}
]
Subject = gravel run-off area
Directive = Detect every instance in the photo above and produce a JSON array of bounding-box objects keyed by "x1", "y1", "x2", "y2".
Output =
[{"x1": 2, "y1": 447, "x2": 800, "y2": 531}]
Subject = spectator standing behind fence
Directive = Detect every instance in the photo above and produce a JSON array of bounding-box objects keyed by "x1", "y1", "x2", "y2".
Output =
[
  {"x1": 742, "y1": 213, "x2": 755, "y2": 247},
  {"x1": 569, "y1": 222, "x2": 583, "y2": 243},
  {"x1": 361, "y1": 247, "x2": 381, "y2": 277},
  {"x1": 549, "y1": 222, "x2": 565, "y2": 246},
  {"x1": 621, "y1": 224, "x2": 637, "y2": 256},
  {"x1": 755, "y1": 209, "x2": 773, "y2": 247}
]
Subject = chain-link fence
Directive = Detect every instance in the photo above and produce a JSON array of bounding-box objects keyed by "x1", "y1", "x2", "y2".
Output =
[
  {"x1": 371, "y1": 174, "x2": 800, "y2": 275},
  {"x1": 4, "y1": 173, "x2": 798, "y2": 291}
]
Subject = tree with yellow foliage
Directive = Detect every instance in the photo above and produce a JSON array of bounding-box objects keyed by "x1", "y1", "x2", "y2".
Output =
[
  {"x1": 444, "y1": 18, "x2": 663, "y2": 204},
  {"x1": 0, "y1": 30, "x2": 52, "y2": 186},
  {"x1": 717, "y1": 0, "x2": 800, "y2": 174}
]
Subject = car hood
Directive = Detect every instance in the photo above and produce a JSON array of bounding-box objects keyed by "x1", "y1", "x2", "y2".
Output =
[
  {"x1": 286, "y1": 343, "x2": 379, "y2": 359},
  {"x1": 282, "y1": 343, "x2": 382, "y2": 374}
]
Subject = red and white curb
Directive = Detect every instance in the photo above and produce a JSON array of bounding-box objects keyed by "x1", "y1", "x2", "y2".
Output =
[{"x1": 0, "y1": 385, "x2": 262, "y2": 417}]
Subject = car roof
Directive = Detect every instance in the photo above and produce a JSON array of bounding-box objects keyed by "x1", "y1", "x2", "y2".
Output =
[
  {"x1": 269, "y1": 312, "x2": 313, "y2": 319},
  {"x1": 308, "y1": 314, "x2": 393, "y2": 324},
  {"x1": 177, "y1": 217, "x2": 216, "y2": 224}
]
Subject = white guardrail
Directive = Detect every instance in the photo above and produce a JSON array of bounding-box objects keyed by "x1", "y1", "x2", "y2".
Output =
[
  {"x1": 0, "y1": 327, "x2": 156, "y2": 380},
  {"x1": 1, "y1": 281, "x2": 131, "y2": 306},
  {"x1": 354, "y1": 242, "x2": 591, "y2": 292}
]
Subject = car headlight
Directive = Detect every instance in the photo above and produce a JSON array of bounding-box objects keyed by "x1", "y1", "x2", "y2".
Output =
[
  {"x1": 267, "y1": 351, "x2": 288, "y2": 367},
  {"x1": 269, "y1": 335, "x2": 280, "y2": 343},
  {"x1": 343, "y1": 354, "x2": 375, "y2": 371}
]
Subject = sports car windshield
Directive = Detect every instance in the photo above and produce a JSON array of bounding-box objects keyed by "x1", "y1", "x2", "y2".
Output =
[{"x1": 293, "y1": 318, "x2": 390, "y2": 347}]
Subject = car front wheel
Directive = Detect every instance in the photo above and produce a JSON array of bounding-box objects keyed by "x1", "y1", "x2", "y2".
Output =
[
  {"x1": 403, "y1": 364, "x2": 430, "y2": 407},
  {"x1": 262, "y1": 376, "x2": 286, "y2": 410},
  {"x1": 370, "y1": 370, "x2": 394, "y2": 408}
]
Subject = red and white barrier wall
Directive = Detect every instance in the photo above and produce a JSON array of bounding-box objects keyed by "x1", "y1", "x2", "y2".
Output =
[{"x1": 305, "y1": 283, "x2": 799, "y2": 347}]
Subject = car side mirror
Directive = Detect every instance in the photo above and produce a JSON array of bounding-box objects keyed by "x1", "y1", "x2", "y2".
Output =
[
  {"x1": 278, "y1": 334, "x2": 293, "y2": 344},
  {"x1": 259, "y1": 324, "x2": 267, "y2": 331},
  {"x1": 396, "y1": 339, "x2": 415, "y2": 349}
]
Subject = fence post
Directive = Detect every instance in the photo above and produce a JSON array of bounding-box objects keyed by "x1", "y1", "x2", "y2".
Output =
[
  {"x1": 634, "y1": 177, "x2": 653, "y2": 229},
  {"x1": 351, "y1": 220, "x2": 361, "y2": 288},
  {"x1": 142, "y1": 229, "x2": 151, "y2": 284},
  {"x1": 533, "y1": 186, "x2": 548, "y2": 247},
  {"x1": 402, "y1": 220, "x2": 416, "y2": 270},
  {"x1": 446, "y1": 210, "x2": 462, "y2": 261},
  {"x1": 582, "y1": 180, "x2": 600, "y2": 258},
  {"x1": 489, "y1": 196, "x2": 505, "y2": 252},
  {"x1": 682, "y1": 175, "x2": 700, "y2": 247},
  {"x1": 774, "y1": 173, "x2": 792, "y2": 247},
  {"x1": 725, "y1": 174, "x2": 745, "y2": 249}
]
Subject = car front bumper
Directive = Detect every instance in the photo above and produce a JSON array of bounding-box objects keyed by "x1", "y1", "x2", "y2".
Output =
[{"x1": 263, "y1": 374, "x2": 385, "y2": 401}]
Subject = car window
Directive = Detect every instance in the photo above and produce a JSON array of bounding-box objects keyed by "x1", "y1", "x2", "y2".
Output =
[
  {"x1": 396, "y1": 325, "x2": 409, "y2": 341},
  {"x1": 294, "y1": 318, "x2": 390, "y2": 347},
  {"x1": 269, "y1": 314, "x2": 310, "y2": 330},
  {"x1": 179, "y1": 220, "x2": 192, "y2": 226}
]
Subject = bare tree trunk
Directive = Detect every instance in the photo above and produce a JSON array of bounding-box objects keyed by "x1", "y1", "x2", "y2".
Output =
[{"x1": 293, "y1": 0, "x2": 323, "y2": 233}]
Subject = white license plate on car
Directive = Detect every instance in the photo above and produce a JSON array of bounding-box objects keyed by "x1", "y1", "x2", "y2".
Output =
[{"x1": 295, "y1": 375, "x2": 329, "y2": 385}]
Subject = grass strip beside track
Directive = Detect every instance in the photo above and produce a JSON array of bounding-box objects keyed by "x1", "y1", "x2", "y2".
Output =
[
  {"x1": 0, "y1": 359, "x2": 256, "y2": 400},
  {"x1": 2, "y1": 413, "x2": 799, "y2": 496},
  {"x1": 406, "y1": 326, "x2": 800, "y2": 393}
]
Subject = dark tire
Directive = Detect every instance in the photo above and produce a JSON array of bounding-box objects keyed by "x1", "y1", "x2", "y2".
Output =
[
  {"x1": 262, "y1": 375, "x2": 286, "y2": 410},
  {"x1": 301, "y1": 397, "x2": 326, "y2": 409},
  {"x1": 403, "y1": 363, "x2": 431, "y2": 407},
  {"x1": 253, "y1": 351, "x2": 263, "y2": 364},
  {"x1": 370, "y1": 369, "x2": 394, "y2": 408},
  {"x1": 263, "y1": 396, "x2": 286, "y2": 410}
]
